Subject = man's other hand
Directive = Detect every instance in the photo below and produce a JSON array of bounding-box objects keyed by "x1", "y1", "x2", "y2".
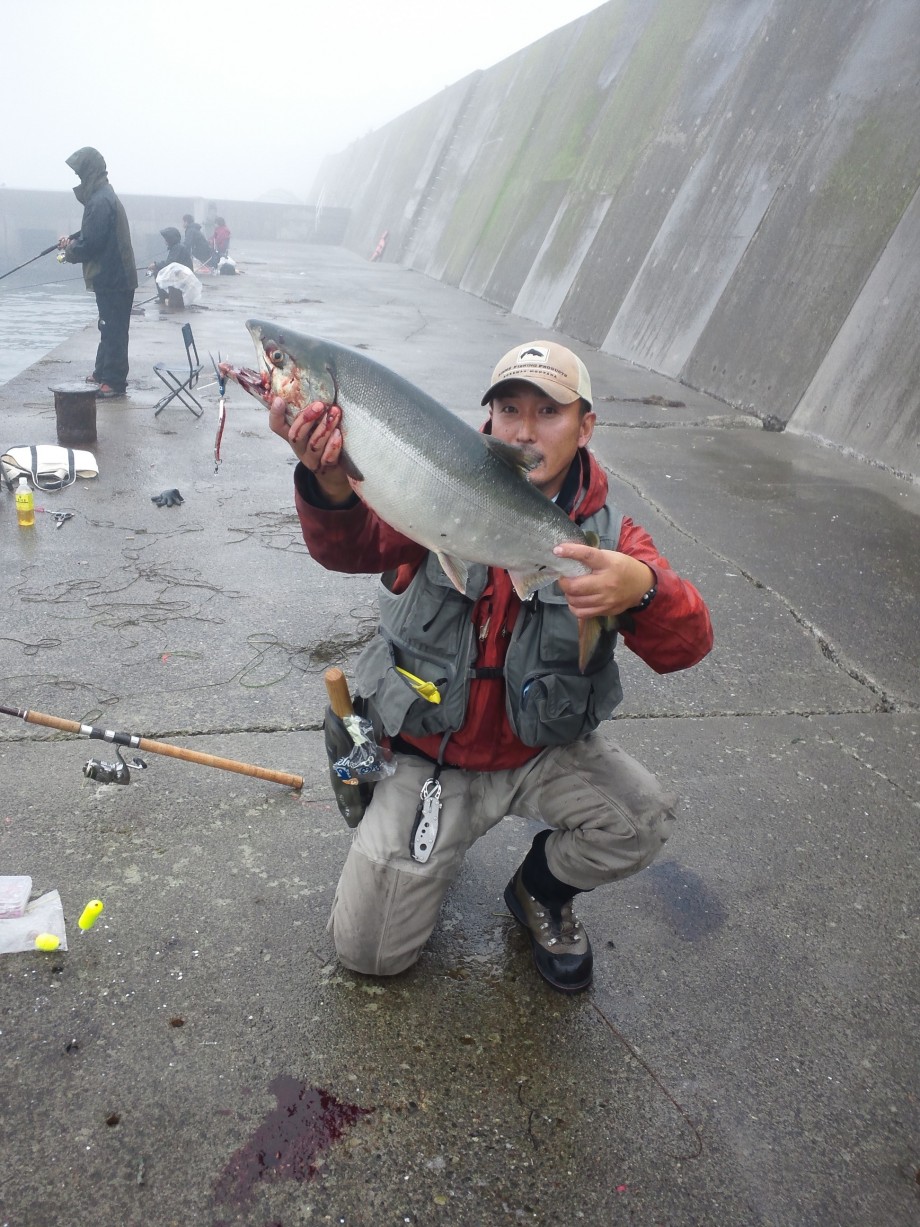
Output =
[{"x1": 553, "y1": 542, "x2": 654, "y2": 619}]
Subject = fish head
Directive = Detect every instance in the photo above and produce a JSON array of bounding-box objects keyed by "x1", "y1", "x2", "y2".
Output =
[{"x1": 240, "y1": 319, "x2": 338, "y2": 422}]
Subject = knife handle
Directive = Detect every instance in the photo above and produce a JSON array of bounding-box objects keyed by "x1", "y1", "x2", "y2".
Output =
[{"x1": 325, "y1": 668, "x2": 355, "y2": 720}]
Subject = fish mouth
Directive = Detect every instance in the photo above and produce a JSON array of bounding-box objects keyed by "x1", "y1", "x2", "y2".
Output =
[
  {"x1": 235, "y1": 365, "x2": 270, "y2": 398},
  {"x1": 219, "y1": 361, "x2": 270, "y2": 402}
]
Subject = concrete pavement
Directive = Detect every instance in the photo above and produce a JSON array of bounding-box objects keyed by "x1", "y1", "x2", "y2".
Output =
[{"x1": 1, "y1": 242, "x2": 917, "y2": 1226}]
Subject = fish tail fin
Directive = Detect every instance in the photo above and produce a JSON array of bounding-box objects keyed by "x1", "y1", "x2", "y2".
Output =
[{"x1": 577, "y1": 614, "x2": 619, "y2": 672}]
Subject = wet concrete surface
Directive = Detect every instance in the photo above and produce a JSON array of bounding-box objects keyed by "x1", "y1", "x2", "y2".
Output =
[{"x1": 1, "y1": 242, "x2": 918, "y2": 1226}]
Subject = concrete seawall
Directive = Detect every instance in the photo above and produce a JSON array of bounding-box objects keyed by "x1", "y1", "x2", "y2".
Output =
[{"x1": 310, "y1": 0, "x2": 920, "y2": 480}]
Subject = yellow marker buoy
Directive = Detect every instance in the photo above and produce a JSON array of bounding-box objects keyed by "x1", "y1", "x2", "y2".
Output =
[
  {"x1": 78, "y1": 899, "x2": 104, "y2": 931},
  {"x1": 35, "y1": 933, "x2": 61, "y2": 951}
]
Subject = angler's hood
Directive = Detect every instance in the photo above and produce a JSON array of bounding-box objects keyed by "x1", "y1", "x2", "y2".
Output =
[
  {"x1": 160, "y1": 226, "x2": 182, "y2": 246},
  {"x1": 66, "y1": 146, "x2": 109, "y2": 205}
]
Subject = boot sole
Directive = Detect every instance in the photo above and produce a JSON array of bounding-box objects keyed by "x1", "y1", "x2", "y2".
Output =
[{"x1": 503, "y1": 881, "x2": 592, "y2": 994}]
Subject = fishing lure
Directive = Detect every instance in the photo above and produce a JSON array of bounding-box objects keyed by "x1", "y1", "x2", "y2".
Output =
[{"x1": 211, "y1": 352, "x2": 227, "y2": 472}]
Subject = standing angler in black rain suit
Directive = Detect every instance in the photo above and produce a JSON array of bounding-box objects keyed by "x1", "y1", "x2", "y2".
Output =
[{"x1": 59, "y1": 147, "x2": 137, "y2": 400}]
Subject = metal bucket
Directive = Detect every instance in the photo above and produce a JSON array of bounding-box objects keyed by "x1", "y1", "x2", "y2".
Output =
[{"x1": 50, "y1": 382, "x2": 97, "y2": 447}]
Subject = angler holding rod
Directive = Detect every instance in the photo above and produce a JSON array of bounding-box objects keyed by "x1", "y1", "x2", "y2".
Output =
[
  {"x1": 227, "y1": 325, "x2": 714, "y2": 996},
  {"x1": 57, "y1": 146, "x2": 137, "y2": 401}
]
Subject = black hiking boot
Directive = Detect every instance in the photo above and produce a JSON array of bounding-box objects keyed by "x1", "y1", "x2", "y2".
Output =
[{"x1": 504, "y1": 867, "x2": 593, "y2": 994}]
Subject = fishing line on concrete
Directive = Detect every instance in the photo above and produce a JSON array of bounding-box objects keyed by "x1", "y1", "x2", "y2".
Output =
[
  {"x1": 0, "y1": 636, "x2": 62, "y2": 657},
  {"x1": 89, "y1": 600, "x2": 225, "y2": 633},
  {"x1": 18, "y1": 576, "x2": 137, "y2": 606},
  {"x1": 589, "y1": 999, "x2": 704, "y2": 1161},
  {"x1": 0, "y1": 676, "x2": 117, "y2": 715},
  {"x1": 149, "y1": 621, "x2": 380, "y2": 696},
  {"x1": 0, "y1": 271, "x2": 89, "y2": 293}
]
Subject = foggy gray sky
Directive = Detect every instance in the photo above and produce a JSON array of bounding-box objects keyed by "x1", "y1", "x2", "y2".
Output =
[{"x1": 2, "y1": 0, "x2": 605, "y2": 203}]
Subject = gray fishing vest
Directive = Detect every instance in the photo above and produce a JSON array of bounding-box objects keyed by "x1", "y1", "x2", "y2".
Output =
[{"x1": 354, "y1": 504, "x2": 624, "y2": 749}]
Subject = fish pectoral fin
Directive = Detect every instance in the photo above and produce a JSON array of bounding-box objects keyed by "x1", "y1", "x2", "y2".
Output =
[
  {"x1": 507, "y1": 567, "x2": 555, "y2": 601},
  {"x1": 340, "y1": 450, "x2": 364, "y2": 482},
  {"x1": 437, "y1": 551, "x2": 470, "y2": 594},
  {"x1": 483, "y1": 437, "x2": 544, "y2": 476}
]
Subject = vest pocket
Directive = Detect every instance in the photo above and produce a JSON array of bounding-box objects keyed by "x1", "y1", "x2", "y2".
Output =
[
  {"x1": 355, "y1": 632, "x2": 462, "y2": 738},
  {"x1": 533, "y1": 583, "x2": 577, "y2": 663},
  {"x1": 354, "y1": 634, "x2": 419, "y2": 736},
  {"x1": 515, "y1": 672, "x2": 599, "y2": 745}
]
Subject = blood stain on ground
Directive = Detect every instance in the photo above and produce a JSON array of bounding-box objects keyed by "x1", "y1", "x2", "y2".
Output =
[{"x1": 214, "y1": 1076, "x2": 372, "y2": 1206}]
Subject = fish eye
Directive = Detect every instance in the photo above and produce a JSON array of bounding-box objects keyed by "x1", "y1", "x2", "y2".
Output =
[{"x1": 265, "y1": 344, "x2": 286, "y2": 366}]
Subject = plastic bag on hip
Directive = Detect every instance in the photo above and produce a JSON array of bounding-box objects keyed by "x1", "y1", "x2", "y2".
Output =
[{"x1": 155, "y1": 263, "x2": 203, "y2": 306}]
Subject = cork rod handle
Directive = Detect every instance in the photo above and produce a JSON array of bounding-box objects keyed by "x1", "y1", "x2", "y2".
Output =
[{"x1": 324, "y1": 668, "x2": 355, "y2": 720}]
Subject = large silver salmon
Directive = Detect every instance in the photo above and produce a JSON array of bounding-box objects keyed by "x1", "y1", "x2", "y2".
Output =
[{"x1": 227, "y1": 319, "x2": 613, "y2": 668}]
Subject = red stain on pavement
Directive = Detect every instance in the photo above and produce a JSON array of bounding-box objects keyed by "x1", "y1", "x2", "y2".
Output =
[{"x1": 214, "y1": 1076, "x2": 372, "y2": 1206}]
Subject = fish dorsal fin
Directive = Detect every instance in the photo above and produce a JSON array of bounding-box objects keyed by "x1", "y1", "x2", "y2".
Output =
[
  {"x1": 483, "y1": 437, "x2": 544, "y2": 476},
  {"x1": 436, "y1": 550, "x2": 469, "y2": 595}
]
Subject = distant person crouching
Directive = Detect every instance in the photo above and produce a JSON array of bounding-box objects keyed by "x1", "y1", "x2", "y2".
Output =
[{"x1": 148, "y1": 227, "x2": 193, "y2": 306}]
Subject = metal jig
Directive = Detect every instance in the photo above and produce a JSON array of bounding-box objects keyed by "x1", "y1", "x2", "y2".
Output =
[{"x1": 210, "y1": 351, "x2": 227, "y2": 473}]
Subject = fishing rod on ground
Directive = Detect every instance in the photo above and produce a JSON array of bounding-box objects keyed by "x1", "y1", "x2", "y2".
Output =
[
  {"x1": 0, "y1": 243, "x2": 60, "y2": 282},
  {"x1": 0, "y1": 703, "x2": 304, "y2": 790}
]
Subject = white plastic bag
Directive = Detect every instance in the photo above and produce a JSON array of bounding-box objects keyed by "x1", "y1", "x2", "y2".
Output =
[
  {"x1": 0, "y1": 889, "x2": 68, "y2": 954},
  {"x1": 0, "y1": 875, "x2": 31, "y2": 918},
  {"x1": 156, "y1": 262, "x2": 203, "y2": 306}
]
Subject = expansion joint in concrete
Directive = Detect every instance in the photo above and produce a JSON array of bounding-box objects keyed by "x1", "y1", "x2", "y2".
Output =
[
  {"x1": 595, "y1": 414, "x2": 760, "y2": 431},
  {"x1": 605, "y1": 466, "x2": 916, "y2": 716}
]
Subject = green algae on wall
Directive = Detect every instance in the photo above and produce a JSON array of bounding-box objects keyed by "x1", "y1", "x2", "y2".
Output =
[
  {"x1": 531, "y1": 0, "x2": 709, "y2": 296},
  {"x1": 817, "y1": 110, "x2": 920, "y2": 239},
  {"x1": 574, "y1": 0, "x2": 708, "y2": 196}
]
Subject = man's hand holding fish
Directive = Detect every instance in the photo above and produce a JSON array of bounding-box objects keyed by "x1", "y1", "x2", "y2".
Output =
[{"x1": 268, "y1": 394, "x2": 352, "y2": 502}]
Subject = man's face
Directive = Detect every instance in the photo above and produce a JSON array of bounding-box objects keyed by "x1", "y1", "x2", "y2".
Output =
[{"x1": 489, "y1": 381, "x2": 595, "y2": 498}]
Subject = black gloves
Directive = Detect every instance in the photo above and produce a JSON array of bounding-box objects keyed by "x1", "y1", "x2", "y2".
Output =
[{"x1": 151, "y1": 488, "x2": 184, "y2": 507}]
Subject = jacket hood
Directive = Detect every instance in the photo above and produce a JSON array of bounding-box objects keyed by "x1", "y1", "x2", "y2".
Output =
[
  {"x1": 66, "y1": 147, "x2": 106, "y2": 180},
  {"x1": 160, "y1": 227, "x2": 182, "y2": 245},
  {"x1": 186, "y1": 222, "x2": 203, "y2": 234},
  {"x1": 570, "y1": 447, "x2": 609, "y2": 520},
  {"x1": 66, "y1": 147, "x2": 109, "y2": 205}
]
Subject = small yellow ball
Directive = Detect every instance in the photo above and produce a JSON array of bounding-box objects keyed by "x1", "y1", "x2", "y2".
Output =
[{"x1": 34, "y1": 933, "x2": 61, "y2": 951}]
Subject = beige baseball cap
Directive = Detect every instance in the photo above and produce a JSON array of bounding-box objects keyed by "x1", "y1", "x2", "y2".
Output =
[{"x1": 481, "y1": 341, "x2": 592, "y2": 409}]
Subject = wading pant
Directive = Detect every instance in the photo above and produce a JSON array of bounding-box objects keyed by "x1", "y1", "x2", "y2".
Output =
[
  {"x1": 328, "y1": 733, "x2": 677, "y2": 976},
  {"x1": 93, "y1": 288, "x2": 135, "y2": 391}
]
